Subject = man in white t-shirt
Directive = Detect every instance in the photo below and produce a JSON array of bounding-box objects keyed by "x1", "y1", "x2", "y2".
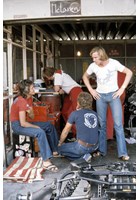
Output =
[
  {"x1": 83, "y1": 46, "x2": 133, "y2": 161},
  {"x1": 43, "y1": 68, "x2": 83, "y2": 137}
]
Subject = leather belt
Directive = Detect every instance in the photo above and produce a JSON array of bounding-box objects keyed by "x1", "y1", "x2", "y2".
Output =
[{"x1": 78, "y1": 139, "x2": 97, "y2": 148}]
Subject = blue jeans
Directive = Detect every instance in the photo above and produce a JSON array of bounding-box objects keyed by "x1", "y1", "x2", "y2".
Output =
[
  {"x1": 11, "y1": 121, "x2": 59, "y2": 161},
  {"x1": 58, "y1": 141, "x2": 98, "y2": 160},
  {"x1": 96, "y1": 91, "x2": 128, "y2": 158}
]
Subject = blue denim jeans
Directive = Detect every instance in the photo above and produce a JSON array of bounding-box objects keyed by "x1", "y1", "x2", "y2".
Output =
[
  {"x1": 58, "y1": 141, "x2": 98, "y2": 160},
  {"x1": 11, "y1": 121, "x2": 59, "y2": 161},
  {"x1": 96, "y1": 91, "x2": 128, "y2": 158}
]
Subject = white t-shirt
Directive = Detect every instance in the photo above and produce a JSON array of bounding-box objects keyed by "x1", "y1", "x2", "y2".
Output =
[
  {"x1": 54, "y1": 71, "x2": 81, "y2": 94},
  {"x1": 86, "y1": 58, "x2": 125, "y2": 93}
]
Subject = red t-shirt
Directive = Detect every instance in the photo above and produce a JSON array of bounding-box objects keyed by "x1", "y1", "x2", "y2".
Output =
[{"x1": 10, "y1": 96, "x2": 33, "y2": 122}]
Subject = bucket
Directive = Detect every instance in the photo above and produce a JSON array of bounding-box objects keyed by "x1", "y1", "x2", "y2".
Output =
[{"x1": 41, "y1": 94, "x2": 61, "y2": 113}]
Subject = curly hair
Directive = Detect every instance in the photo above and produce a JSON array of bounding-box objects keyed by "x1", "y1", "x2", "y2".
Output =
[
  {"x1": 77, "y1": 92, "x2": 93, "y2": 110},
  {"x1": 18, "y1": 79, "x2": 33, "y2": 98}
]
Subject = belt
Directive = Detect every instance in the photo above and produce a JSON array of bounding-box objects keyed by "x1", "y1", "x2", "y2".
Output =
[{"x1": 78, "y1": 139, "x2": 97, "y2": 148}]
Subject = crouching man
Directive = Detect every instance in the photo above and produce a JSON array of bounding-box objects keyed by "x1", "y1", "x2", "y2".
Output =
[{"x1": 58, "y1": 92, "x2": 99, "y2": 160}]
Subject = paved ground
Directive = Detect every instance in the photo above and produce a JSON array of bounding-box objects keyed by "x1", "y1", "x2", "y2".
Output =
[{"x1": 3, "y1": 139, "x2": 136, "y2": 200}]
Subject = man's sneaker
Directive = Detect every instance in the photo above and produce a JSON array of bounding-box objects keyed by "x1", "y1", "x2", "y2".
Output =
[
  {"x1": 92, "y1": 151, "x2": 101, "y2": 157},
  {"x1": 121, "y1": 156, "x2": 130, "y2": 161}
]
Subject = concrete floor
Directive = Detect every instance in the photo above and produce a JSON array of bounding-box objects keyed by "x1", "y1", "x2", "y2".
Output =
[{"x1": 3, "y1": 139, "x2": 136, "y2": 200}]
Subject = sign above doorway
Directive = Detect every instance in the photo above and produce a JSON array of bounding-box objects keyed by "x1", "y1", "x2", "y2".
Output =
[{"x1": 50, "y1": 0, "x2": 81, "y2": 16}]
